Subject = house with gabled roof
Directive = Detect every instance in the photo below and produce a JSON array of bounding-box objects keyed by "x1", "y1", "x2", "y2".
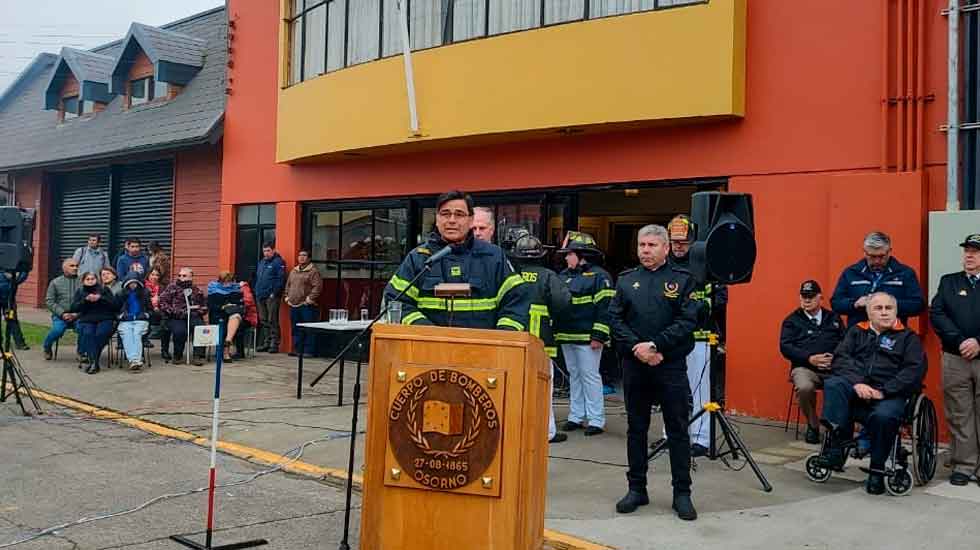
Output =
[{"x1": 0, "y1": 7, "x2": 227, "y2": 306}]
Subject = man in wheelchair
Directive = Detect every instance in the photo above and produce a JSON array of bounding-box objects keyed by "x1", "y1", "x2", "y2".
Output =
[{"x1": 814, "y1": 292, "x2": 927, "y2": 494}]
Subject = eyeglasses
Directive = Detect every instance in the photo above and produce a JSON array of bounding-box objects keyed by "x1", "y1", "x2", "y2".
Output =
[{"x1": 438, "y1": 209, "x2": 471, "y2": 220}]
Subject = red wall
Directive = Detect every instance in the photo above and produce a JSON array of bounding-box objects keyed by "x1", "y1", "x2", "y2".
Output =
[
  {"x1": 174, "y1": 146, "x2": 222, "y2": 285},
  {"x1": 221, "y1": 0, "x2": 953, "y2": 418},
  {"x1": 14, "y1": 170, "x2": 48, "y2": 308}
]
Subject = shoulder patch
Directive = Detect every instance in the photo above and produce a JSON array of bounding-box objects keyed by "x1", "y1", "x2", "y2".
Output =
[
  {"x1": 583, "y1": 272, "x2": 595, "y2": 277},
  {"x1": 415, "y1": 247, "x2": 432, "y2": 255}
]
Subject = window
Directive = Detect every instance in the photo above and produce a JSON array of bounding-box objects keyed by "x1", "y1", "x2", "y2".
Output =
[
  {"x1": 153, "y1": 79, "x2": 169, "y2": 101},
  {"x1": 287, "y1": 0, "x2": 705, "y2": 84},
  {"x1": 129, "y1": 76, "x2": 169, "y2": 107},
  {"x1": 62, "y1": 96, "x2": 80, "y2": 119},
  {"x1": 130, "y1": 77, "x2": 150, "y2": 106},
  {"x1": 309, "y1": 206, "x2": 408, "y2": 320},
  {"x1": 236, "y1": 204, "x2": 277, "y2": 283}
]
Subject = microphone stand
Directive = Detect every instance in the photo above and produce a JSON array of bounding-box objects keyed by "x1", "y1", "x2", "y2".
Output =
[{"x1": 309, "y1": 258, "x2": 437, "y2": 550}]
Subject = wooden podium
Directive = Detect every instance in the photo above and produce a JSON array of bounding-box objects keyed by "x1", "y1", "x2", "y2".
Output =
[{"x1": 360, "y1": 324, "x2": 551, "y2": 550}]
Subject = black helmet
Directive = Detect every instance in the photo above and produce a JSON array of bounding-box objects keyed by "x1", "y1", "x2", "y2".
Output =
[
  {"x1": 499, "y1": 225, "x2": 531, "y2": 251},
  {"x1": 506, "y1": 235, "x2": 547, "y2": 260},
  {"x1": 557, "y1": 231, "x2": 602, "y2": 257}
]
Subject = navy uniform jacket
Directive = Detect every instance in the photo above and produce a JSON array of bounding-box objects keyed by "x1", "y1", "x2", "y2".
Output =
[
  {"x1": 555, "y1": 263, "x2": 615, "y2": 345},
  {"x1": 929, "y1": 271, "x2": 980, "y2": 355},
  {"x1": 669, "y1": 253, "x2": 727, "y2": 341},
  {"x1": 778, "y1": 307, "x2": 845, "y2": 371},
  {"x1": 608, "y1": 262, "x2": 699, "y2": 367},
  {"x1": 515, "y1": 263, "x2": 571, "y2": 358},
  {"x1": 384, "y1": 233, "x2": 529, "y2": 331},
  {"x1": 830, "y1": 257, "x2": 924, "y2": 327}
]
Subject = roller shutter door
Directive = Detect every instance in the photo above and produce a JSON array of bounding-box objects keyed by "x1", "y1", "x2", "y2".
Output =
[
  {"x1": 51, "y1": 167, "x2": 111, "y2": 277},
  {"x1": 112, "y1": 160, "x2": 174, "y2": 257}
]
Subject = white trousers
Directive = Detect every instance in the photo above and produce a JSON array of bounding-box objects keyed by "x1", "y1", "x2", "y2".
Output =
[
  {"x1": 562, "y1": 344, "x2": 605, "y2": 429},
  {"x1": 663, "y1": 341, "x2": 711, "y2": 447}
]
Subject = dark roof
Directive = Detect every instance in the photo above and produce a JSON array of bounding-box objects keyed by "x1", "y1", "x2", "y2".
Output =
[
  {"x1": 0, "y1": 7, "x2": 226, "y2": 172},
  {"x1": 43, "y1": 48, "x2": 115, "y2": 108},
  {"x1": 109, "y1": 23, "x2": 207, "y2": 93},
  {"x1": 61, "y1": 47, "x2": 115, "y2": 83},
  {"x1": 0, "y1": 53, "x2": 57, "y2": 111}
]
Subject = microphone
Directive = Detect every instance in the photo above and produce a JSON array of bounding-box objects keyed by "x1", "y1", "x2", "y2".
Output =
[{"x1": 423, "y1": 245, "x2": 453, "y2": 266}]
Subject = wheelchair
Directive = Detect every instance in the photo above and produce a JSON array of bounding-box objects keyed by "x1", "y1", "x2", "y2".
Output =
[{"x1": 804, "y1": 392, "x2": 938, "y2": 496}]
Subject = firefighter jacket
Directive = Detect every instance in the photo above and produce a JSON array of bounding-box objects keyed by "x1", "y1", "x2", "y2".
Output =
[
  {"x1": 384, "y1": 232, "x2": 530, "y2": 331},
  {"x1": 669, "y1": 252, "x2": 727, "y2": 342},
  {"x1": 830, "y1": 321, "x2": 926, "y2": 398},
  {"x1": 555, "y1": 263, "x2": 614, "y2": 345},
  {"x1": 514, "y1": 262, "x2": 571, "y2": 358},
  {"x1": 609, "y1": 262, "x2": 699, "y2": 366}
]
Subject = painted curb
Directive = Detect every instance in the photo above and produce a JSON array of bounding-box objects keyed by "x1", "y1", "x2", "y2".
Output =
[{"x1": 8, "y1": 384, "x2": 614, "y2": 550}]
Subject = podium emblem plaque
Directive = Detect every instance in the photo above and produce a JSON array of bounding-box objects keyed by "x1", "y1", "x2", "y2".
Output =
[{"x1": 386, "y1": 367, "x2": 505, "y2": 497}]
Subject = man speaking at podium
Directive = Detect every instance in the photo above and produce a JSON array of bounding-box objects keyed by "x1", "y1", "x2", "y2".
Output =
[
  {"x1": 610, "y1": 224, "x2": 700, "y2": 520},
  {"x1": 384, "y1": 190, "x2": 530, "y2": 331}
]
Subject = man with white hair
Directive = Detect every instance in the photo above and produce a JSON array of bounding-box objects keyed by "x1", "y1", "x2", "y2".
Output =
[
  {"x1": 814, "y1": 292, "x2": 926, "y2": 495},
  {"x1": 831, "y1": 231, "x2": 924, "y2": 328},
  {"x1": 472, "y1": 206, "x2": 495, "y2": 243},
  {"x1": 610, "y1": 224, "x2": 700, "y2": 519}
]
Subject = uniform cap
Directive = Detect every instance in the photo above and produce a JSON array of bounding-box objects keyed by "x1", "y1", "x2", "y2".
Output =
[
  {"x1": 799, "y1": 279, "x2": 821, "y2": 297},
  {"x1": 959, "y1": 233, "x2": 980, "y2": 250}
]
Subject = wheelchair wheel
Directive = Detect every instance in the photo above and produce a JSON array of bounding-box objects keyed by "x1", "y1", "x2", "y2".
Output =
[
  {"x1": 910, "y1": 395, "x2": 938, "y2": 486},
  {"x1": 805, "y1": 453, "x2": 832, "y2": 483},
  {"x1": 886, "y1": 468, "x2": 913, "y2": 496}
]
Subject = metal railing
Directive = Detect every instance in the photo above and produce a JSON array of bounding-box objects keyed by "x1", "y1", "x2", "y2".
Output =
[{"x1": 288, "y1": 0, "x2": 707, "y2": 85}]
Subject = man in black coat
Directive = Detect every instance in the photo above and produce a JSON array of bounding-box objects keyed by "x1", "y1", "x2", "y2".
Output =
[
  {"x1": 929, "y1": 233, "x2": 980, "y2": 486},
  {"x1": 779, "y1": 280, "x2": 845, "y2": 443},
  {"x1": 609, "y1": 224, "x2": 699, "y2": 520},
  {"x1": 815, "y1": 292, "x2": 926, "y2": 495}
]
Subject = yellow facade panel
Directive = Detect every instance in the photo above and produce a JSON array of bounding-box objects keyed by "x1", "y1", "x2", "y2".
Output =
[{"x1": 277, "y1": 0, "x2": 745, "y2": 162}]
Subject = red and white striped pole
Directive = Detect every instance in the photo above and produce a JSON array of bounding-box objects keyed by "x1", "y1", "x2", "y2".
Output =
[{"x1": 171, "y1": 320, "x2": 268, "y2": 549}]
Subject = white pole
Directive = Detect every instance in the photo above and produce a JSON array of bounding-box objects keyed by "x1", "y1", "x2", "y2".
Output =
[
  {"x1": 948, "y1": 0, "x2": 961, "y2": 211},
  {"x1": 398, "y1": 0, "x2": 421, "y2": 136}
]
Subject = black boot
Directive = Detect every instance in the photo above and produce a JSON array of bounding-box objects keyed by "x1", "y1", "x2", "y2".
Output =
[
  {"x1": 672, "y1": 494, "x2": 698, "y2": 521},
  {"x1": 866, "y1": 472, "x2": 885, "y2": 495},
  {"x1": 615, "y1": 489, "x2": 649, "y2": 514},
  {"x1": 161, "y1": 350, "x2": 172, "y2": 362},
  {"x1": 14, "y1": 341, "x2": 30, "y2": 351},
  {"x1": 85, "y1": 361, "x2": 100, "y2": 375}
]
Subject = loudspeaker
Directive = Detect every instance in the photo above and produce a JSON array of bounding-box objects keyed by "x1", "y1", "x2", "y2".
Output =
[
  {"x1": 0, "y1": 207, "x2": 35, "y2": 273},
  {"x1": 688, "y1": 192, "x2": 756, "y2": 284}
]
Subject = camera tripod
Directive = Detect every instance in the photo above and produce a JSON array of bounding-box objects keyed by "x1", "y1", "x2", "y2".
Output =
[
  {"x1": 647, "y1": 343, "x2": 771, "y2": 492},
  {"x1": 0, "y1": 280, "x2": 42, "y2": 415}
]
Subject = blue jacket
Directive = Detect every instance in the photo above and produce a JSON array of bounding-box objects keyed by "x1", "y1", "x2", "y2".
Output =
[
  {"x1": 384, "y1": 232, "x2": 530, "y2": 331},
  {"x1": 554, "y1": 263, "x2": 615, "y2": 345},
  {"x1": 830, "y1": 257, "x2": 924, "y2": 327},
  {"x1": 116, "y1": 253, "x2": 150, "y2": 280},
  {"x1": 254, "y1": 253, "x2": 286, "y2": 299}
]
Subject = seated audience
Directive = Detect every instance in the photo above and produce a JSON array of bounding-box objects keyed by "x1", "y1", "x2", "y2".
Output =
[
  {"x1": 117, "y1": 272, "x2": 152, "y2": 371},
  {"x1": 207, "y1": 272, "x2": 247, "y2": 362},
  {"x1": 160, "y1": 267, "x2": 207, "y2": 366},
  {"x1": 145, "y1": 268, "x2": 172, "y2": 362},
  {"x1": 43, "y1": 259, "x2": 82, "y2": 361},
  {"x1": 815, "y1": 292, "x2": 926, "y2": 495},
  {"x1": 71, "y1": 271, "x2": 117, "y2": 375},
  {"x1": 100, "y1": 267, "x2": 122, "y2": 297},
  {"x1": 779, "y1": 280, "x2": 845, "y2": 443}
]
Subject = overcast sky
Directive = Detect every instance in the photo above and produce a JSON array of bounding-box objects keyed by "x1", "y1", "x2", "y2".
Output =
[{"x1": 0, "y1": 0, "x2": 225, "y2": 92}]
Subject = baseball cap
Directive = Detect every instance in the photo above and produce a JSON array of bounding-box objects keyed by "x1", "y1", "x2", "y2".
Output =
[
  {"x1": 959, "y1": 233, "x2": 980, "y2": 250},
  {"x1": 799, "y1": 280, "x2": 821, "y2": 297}
]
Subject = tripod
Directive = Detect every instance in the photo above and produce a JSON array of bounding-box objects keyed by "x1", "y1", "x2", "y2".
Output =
[
  {"x1": 0, "y1": 274, "x2": 42, "y2": 416},
  {"x1": 647, "y1": 343, "x2": 772, "y2": 493}
]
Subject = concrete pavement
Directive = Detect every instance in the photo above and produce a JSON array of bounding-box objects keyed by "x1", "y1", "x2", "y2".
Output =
[{"x1": 4, "y1": 331, "x2": 980, "y2": 549}]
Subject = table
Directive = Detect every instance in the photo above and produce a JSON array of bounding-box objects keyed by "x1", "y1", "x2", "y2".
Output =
[{"x1": 295, "y1": 320, "x2": 372, "y2": 403}]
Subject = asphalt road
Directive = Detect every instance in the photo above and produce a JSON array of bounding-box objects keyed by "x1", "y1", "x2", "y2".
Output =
[{"x1": 0, "y1": 401, "x2": 359, "y2": 550}]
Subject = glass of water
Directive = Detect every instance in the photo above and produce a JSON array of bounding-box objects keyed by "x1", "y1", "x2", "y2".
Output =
[{"x1": 388, "y1": 302, "x2": 402, "y2": 324}]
